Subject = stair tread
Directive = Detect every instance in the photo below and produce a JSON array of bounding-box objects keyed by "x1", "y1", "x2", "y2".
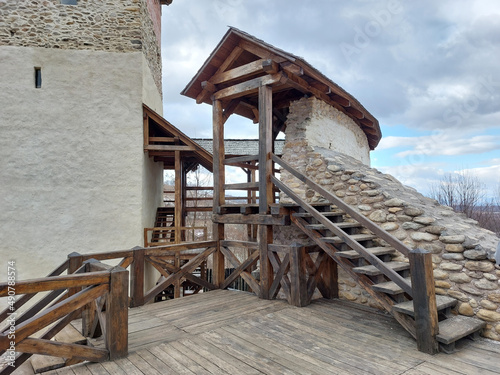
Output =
[
  {"x1": 352, "y1": 261, "x2": 410, "y2": 276},
  {"x1": 392, "y1": 296, "x2": 458, "y2": 317},
  {"x1": 337, "y1": 246, "x2": 396, "y2": 260},
  {"x1": 437, "y1": 315, "x2": 486, "y2": 345},
  {"x1": 31, "y1": 355, "x2": 66, "y2": 374},
  {"x1": 54, "y1": 324, "x2": 87, "y2": 345},
  {"x1": 372, "y1": 277, "x2": 412, "y2": 294},
  {"x1": 292, "y1": 211, "x2": 344, "y2": 218},
  {"x1": 306, "y1": 222, "x2": 361, "y2": 230},
  {"x1": 322, "y1": 233, "x2": 376, "y2": 244}
]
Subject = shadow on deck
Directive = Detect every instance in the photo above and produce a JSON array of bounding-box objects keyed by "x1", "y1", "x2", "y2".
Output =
[{"x1": 29, "y1": 290, "x2": 500, "y2": 375}]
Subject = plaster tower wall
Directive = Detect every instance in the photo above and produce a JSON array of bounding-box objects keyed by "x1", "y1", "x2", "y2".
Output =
[{"x1": 0, "y1": 0, "x2": 164, "y2": 284}]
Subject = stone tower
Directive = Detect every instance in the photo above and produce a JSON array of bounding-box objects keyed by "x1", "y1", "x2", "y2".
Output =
[{"x1": 0, "y1": 0, "x2": 170, "y2": 280}]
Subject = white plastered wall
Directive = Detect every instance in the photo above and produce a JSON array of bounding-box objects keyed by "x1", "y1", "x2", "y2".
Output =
[{"x1": 0, "y1": 46, "x2": 163, "y2": 287}]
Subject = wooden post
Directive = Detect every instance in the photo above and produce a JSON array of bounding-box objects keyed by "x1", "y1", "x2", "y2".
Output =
[
  {"x1": 130, "y1": 247, "x2": 145, "y2": 307},
  {"x1": 322, "y1": 255, "x2": 339, "y2": 299},
  {"x1": 67, "y1": 252, "x2": 83, "y2": 298},
  {"x1": 409, "y1": 248, "x2": 439, "y2": 354},
  {"x1": 258, "y1": 84, "x2": 273, "y2": 214},
  {"x1": 258, "y1": 225, "x2": 273, "y2": 299},
  {"x1": 174, "y1": 150, "x2": 182, "y2": 244},
  {"x1": 174, "y1": 252, "x2": 181, "y2": 298},
  {"x1": 289, "y1": 243, "x2": 308, "y2": 307},
  {"x1": 213, "y1": 99, "x2": 225, "y2": 288},
  {"x1": 106, "y1": 266, "x2": 129, "y2": 360}
]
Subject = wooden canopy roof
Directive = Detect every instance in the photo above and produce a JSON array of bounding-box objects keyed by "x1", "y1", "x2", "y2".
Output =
[{"x1": 181, "y1": 27, "x2": 381, "y2": 149}]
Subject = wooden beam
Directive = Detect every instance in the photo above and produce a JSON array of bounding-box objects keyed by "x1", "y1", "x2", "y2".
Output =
[
  {"x1": 222, "y1": 99, "x2": 241, "y2": 124},
  {"x1": 16, "y1": 338, "x2": 108, "y2": 362},
  {"x1": 212, "y1": 214, "x2": 290, "y2": 226},
  {"x1": 145, "y1": 145, "x2": 195, "y2": 152},
  {"x1": 213, "y1": 99, "x2": 225, "y2": 288},
  {"x1": 280, "y1": 61, "x2": 303, "y2": 76},
  {"x1": 239, "y1": 39, "x2": 289, "y2": 63},
  {"x1": 213, "y1": 72, "x2": 287, "y2": 101},
  {"x1": 174, "y1": 150, "x2": 182, "y2": 244},
  {"x1": 224, "y1": 182, "x2": 259, "y2": 191},
  {"x1": 224, "y1": 154, "x2": 259, "y2": 164},
  {"x1": 211, "y1": 58, "x2": 275, "y2": 85}
]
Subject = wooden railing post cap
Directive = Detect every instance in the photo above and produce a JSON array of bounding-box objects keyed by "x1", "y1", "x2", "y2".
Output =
[
  {"x1": 290, "y1": 242, "x2": 303, "y2": 248},
  {"x1": 110, "y1": 265, "x2": 128, "y2": 274},
  {"x1": 68, "y1": 251, "x2": 82, "y2": 258},
  {"x1": 131, "y1": 245, "x2": 144, "y2": 250}
]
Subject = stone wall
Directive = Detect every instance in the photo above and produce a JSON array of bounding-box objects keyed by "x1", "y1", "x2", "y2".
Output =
[
  {"x1": 278, "y1": 146, "x2": 500, "y2": 341},
  {"x1": 0, "y1": 0, "x2": 162, "y2": 94}
]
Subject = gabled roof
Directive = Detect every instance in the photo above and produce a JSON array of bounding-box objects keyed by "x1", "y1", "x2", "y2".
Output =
[{"x1": 181, "y1": 27, "x2": 381, "y2": 149}]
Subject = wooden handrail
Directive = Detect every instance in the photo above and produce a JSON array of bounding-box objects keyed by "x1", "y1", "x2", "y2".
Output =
[
  {"x1": 271, "y1": 154, "x2": 413, "y2": 296},
  {"x1": 272, "y1": 154, "x2": 410, "y2": 257}
]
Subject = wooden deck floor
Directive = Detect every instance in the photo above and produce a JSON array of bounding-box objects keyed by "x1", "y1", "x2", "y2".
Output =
[{"x1": 20, "y1": 290, "x2": 500, "y2": 374}]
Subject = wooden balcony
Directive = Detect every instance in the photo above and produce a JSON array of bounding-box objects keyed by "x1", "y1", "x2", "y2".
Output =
[{"x1": 23, "y1": 289, "x2": 500, "y2": 375}]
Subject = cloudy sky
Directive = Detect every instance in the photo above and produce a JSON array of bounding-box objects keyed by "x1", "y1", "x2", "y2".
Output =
[{"x1": 160, "y1": 0, "x2": 500, "y2": 198}]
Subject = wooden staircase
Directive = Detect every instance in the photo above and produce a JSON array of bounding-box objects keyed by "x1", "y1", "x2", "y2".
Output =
[
  {"x1": 287, "y1": 203, "x2": 485, "y2": 353},
  {"x1": 271, "y1": 155, "x2": 486, "y2": 354},
  {"x1": 150, "y1": 207, "x2": 175, "y2": 244}
]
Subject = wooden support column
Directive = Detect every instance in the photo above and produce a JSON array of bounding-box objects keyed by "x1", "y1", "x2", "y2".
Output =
[
  {"x1": 174, "y1": 150, "x2": 182, "y2": 244},
  {"x1": 67, "y1": 252, "x2": 83, "y2": 298},
  {"x1": 409, "y1": 248, "x2": 439, "y2": 355},
  {"x1": 258, "y1": 84, "x2": 273, "y2": 214},
  {"x1": 213, "y1": 99, "x2": 225, "y2": 288},
  {"x1": 106, "y1": 266, "x2": 129, "y2": 360}
]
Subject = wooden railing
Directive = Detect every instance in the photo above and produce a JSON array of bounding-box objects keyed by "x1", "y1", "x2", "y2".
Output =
[
  {"x1": 0, "y1": 259, "x2": 128, "y2": 375},
  {"x1": 144, "y1": 226, "x2": 208, "y2": 247}
]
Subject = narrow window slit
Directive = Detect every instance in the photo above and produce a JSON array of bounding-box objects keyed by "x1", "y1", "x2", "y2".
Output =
[{"x1": 34, "y1": 67, "x2": 42, "y2": 88}]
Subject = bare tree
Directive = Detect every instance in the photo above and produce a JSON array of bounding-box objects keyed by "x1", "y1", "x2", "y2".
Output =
[{"x1": 430, "y1": 172, "x2": 500, "y2": 235}]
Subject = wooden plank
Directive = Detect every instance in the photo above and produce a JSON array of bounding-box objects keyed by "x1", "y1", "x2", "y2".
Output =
[
  {"x1": 130, "y1": 248, "x2": 145, "y2": 308},
  {"x1": 213, "y1": 72, "x2": 286, "y2": 101},
  {"x1": 213, "y1": 213, "x2": 289, "y2": 225},
  {"x1": 224, "y1": 182, "x2": 259, "y2": 191},
  {"x1": 148, "y1": 137, "x2": 176, "y2": 143},
  {"x1": 144, "y1": 145, "x2": 195, "y2": 151},
  {"x1": 223, "y1": 154, "x2": 259, "y2": 164},
  {"x1": 289, "y1": 244, "x2": 308, "y2": 307},
  {"x1": 16, "y1": 338, "x2": 108, "y2": 362},
  {"x1": 219, "y1": 247, "x2": 259, "y2": 291},
  {"x1": 210, "y1": 58, "x2": 273, "y2": 85},
  {"x1": 220, "y1": 240, "x2": 258, "y2": 249}
]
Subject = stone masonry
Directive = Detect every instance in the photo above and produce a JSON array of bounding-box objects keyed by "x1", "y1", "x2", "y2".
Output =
[
  {"x1": 278, "y1": 146, "x2": 500, "y2": 341},
  {"x1": 0, "y1": 0, "x2": 162, "y2": 93}
]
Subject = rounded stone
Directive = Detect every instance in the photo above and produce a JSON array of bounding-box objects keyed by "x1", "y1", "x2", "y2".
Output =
[
  {"x1": 393, "y1": 229, "x2": 408, "y2": 241},
  {"x1": 381, "y1": 222, "x2": 399, "y2": 231},
  {"x1": 405, "y1": 207, "x2": 424, "y2": 217},
  {"x1": 386, "y1": 214, "x2": 397, "y2": 222},
  {"x1": 410, "y1": 232, "x2": 438, "y2": 242},
  {"x1": 435, "y1": 280, "x2": 451, "y2": 289},
  {"x1": 348, "y1": 185, "x2": 360, "y2": 192},
  {"x1": 447, "y1": 290, "x2": 469, "y2": 302},
  {"x1": 487, "y1": 293, "x2": 500, "y2": 303},
  {"x1": 358, "y1": 204, "x2": 372, "y2": 211},
  {"x1": 344, "y1": 196, "x2": 358, "y2": 205},
  {"x1": 369, "y1": 210, "x2": 387, "y2": 223},
  {"x1": 384, "y1": 198, "x2": 406, "y2": 207},
  {"x1": 425, "y1": 226, "x2": 446, "y2": 235},
  {"x1": 465, "y1": 261, "x2": 495, "y2": 272},
  {"x1": 476, "y1": 309, "x2": 500, "y2": 322},
  {"x1": 440, "y1": 262, "x2": 463, "y2": 271},
  {"x1": 449, "y1": 273, "x2": 471, "y2": 283},
  {"x1": 459, "y1": 285, "x2": 483, "y2": 296},
  {"x1": 340, "y1": 291, "x2": 357, "y2": 301},
  {"x1": 413, "y1": 216, "x2": 436, "y2": 225},
  {"x1": 440, "y1": 235, "x2": 466, "y2": 244},
  {"x1": 332, "y1": 182, "x2": 345, "y2": 191},
  {"x1": 473, "y1": 279, "x2": 498, "y2": 290},
  {"x1": 458, "y1": 302, "x2": 474, "y2": 316},
  {"x1": 433, "y1": 269, "x2": 449, "y2": 280},
  {"x1": 442, "y1": 253, "x2": 464, "y2": 261},
  {"x1": 463, "y1": 249, "x2": 488, "y2": 260},
  {"x1": 362, "y1": 189, "x2": 380, "y2": 196},
  {"x1": 388, "y1": 207, "x2": 403, "y2": 213},
  {"x1": 335, "y1": 191, "x2": 346, "y2": 198},
  {"x1": 496, "y1": 324, "x2": 500, "y2": 334},
  {"x1": 480, "y1": 300, "x2": 498, "y2": 310},
  {"x1": 396, "y1": 215, "x2": 413, "y2": 223},
  {"x1": 484, "y1": 273, "x2": 498, "y2": 281},
  {"x1": 469, "y1": 299, "x2": 478, "y2": 308},
  {"x1": 420, "y1": 243, "x2": 443, "y2": 254},
  {"x1": 445, "y1": 244, "x2": 464, "y2": 253},
  {"x1": 402, "y1": 222, "x2": 424, "y2": 231},
  {"x1": 327, "y1": 165, "x2": 342, "y2": 172}
]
